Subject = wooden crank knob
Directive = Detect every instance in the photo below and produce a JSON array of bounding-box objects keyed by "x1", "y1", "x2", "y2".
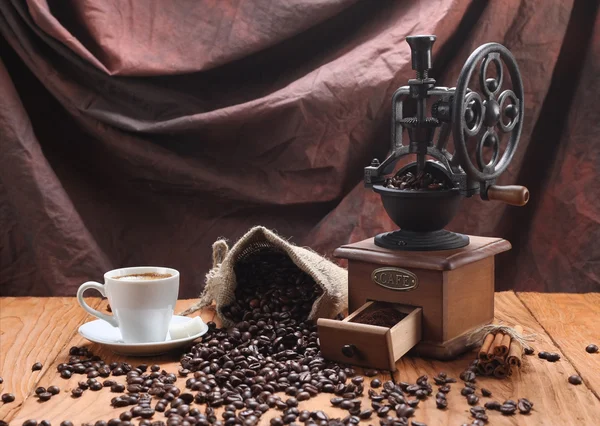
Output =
[
  {"x1": 342, "y1": 344, "x2": 357, "y2": 358},
  {"x1": 487, "y1": 185, "x2": 529, "y2": 206}
]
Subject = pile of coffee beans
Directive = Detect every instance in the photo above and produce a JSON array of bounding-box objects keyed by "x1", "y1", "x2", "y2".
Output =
[
  {"x1": 456, "y1": 362, "x2": 535, "y2": 424},
  {"x1": 385, "y1": 171, "x2": 449, "y2": 191},
  {"x1": 220, "y1": 249, "x2": 323, "y2": 324}
]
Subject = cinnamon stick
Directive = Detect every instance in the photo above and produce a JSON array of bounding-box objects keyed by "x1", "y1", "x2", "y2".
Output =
[
  {"x1": 479, "y1": 333, "x2": 495, "y2": 361},
  {"x1": 487, "y1": 332, "x2": 504, "y2": 359},
  {"x1": 494, "y1": 332, "x2": 512, "y2": 357},
  {"x1": 507, "y1": 325, "x2": 524, "y2": 367},
  {"x1": 493, "y1": 363, "x2": 510, "y2": 378},
  {"x1": 485, "y1": 360, "x2": 498, "y2": 376}
]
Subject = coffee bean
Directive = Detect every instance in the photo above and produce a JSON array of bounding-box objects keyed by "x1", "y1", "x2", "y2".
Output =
[
  {"x1": 111, "y1": 383, "x2": 125, "y2": 393},
  {"x1": 38, "y1": 392, "x2": 52, "y2": 402},
  {"x1": 586, "y1": 344, "x2": 598, "y2": 354},
  {"x1": 436, "y1": 398, "x2": 447, "y2": 409},
  {"x1": 22, "y1": 421, "x2": 37, "y2": 426},
  {"x1": 39, "y1": 421, "x2": 50, "y2": 426},
  {"x1": 119, "y1": 413, "x2": 132, "y2": 421},
  {"x1": 411, "y1": 422, "x2": 427, "y2": 426},
  {"x1": 500, "y1": 403, "x2": 517, "y2": 415},
  {"x1": 90, "y1": 382, "x2": 103, "y2": 391},
  {"x1": 47, "y1": 386, "x2": 60, "y2": 395},
  {"x1": 71, "y1": 388, "x2": 83, "y2": 398},
  {"x1": 282, "y1": 413, "x2": 296, "y2": 424},
  {"x1": 376, "y1": 406, "x2": 390, "y2": 417},
  {"x1": 2, "y1": 393, "x2": 15, "y2": 403},
  {"x1": 484, "y1": 400, "x2": 501, "y2": 410},
  {"x1": 546, "y1": 353, "x2": 560, "y2": 362},
  {"x1": 370, "y1": 378, "x2": 381, "y2": 388},
  {"x1": 32, "y1": 362, "x2": 43, "y2": 371},
  {"x1": 60, "y1": 370, "x2": 72, "y2": 379},
  {"x1": 460, "y1": 370, "x2": 476, "y2": 383},
  {"x1": 461, "y1": 387, "x2": 475, "y2": 396},
  {"x1": 0, "y1": 377, "x2": 2, "y2": 384},
  {"x1": 568, "y1": 375, "x2": 583, "y2": 385},
  {"x1": 517, "y1": 398, "x2": 533, "y2": 414},
  {"x1": 351, "y1": 376, "x2": 364, "y2": 385},
  {"x1": 297, "y1": 391, "x2": 310, "y2": 401},
  {"x1": 94, "y1": 421, "x2": 107, "y2": 426},
  {"x1": 467, "y1": 394, "x2": 479, "y2": 405},
  {"x1": 35, "y1": 387, "x2": 46, "y2": 395},
  {"x1": 481, "y1": 388, "x2": 492, "y2": 397},
  {"x1": 438, "y1": 385, "x2": 451, "y2": 393},
  {"x1": 524, "y1": 347, "x2": 535, "y2": 355},
  {"x1": 60, "y1": 422, "x2": 73, "y2": 426},
  {"x1": 270, "y1": 418, "x2": 283, "y2": 426}
]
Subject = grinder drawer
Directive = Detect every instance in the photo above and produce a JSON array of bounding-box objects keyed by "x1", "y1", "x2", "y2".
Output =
[{"x1": 317, "y1": 301, "x2": 422, "y2": 371}]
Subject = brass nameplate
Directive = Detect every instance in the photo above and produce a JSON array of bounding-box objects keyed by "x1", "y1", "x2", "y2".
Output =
[{"x1": 371, "y1": 267, "x2": 418, "y2": 291}]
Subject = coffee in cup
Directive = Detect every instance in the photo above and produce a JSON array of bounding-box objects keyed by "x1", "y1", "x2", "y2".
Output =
[{"x1": 77, "y1": 267, "x2": 179, "y2": 343}]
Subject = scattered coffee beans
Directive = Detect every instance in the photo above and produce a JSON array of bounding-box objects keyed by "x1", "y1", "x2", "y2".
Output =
[
  {"x1": 586, "y1": 344, "x2": 598, "y2": 354},
  {"x1": 568, "y1": 375, "x2": 583, "y2": 385},
  {"x1": 32, "y1": 362, "x2": 43, "y2": 371}
]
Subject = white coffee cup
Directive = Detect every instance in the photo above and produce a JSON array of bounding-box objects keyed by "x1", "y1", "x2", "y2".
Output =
[{"x1": 77, "y1": 266, "x2": 179, "y2": 343}]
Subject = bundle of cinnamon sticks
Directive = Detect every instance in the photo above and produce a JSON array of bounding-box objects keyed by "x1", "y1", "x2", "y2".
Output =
[{"x1": 476, "y1": 325, "x2": 524, "y2": 378}]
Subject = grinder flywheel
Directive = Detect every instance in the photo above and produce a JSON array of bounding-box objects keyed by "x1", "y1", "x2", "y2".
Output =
[{"x1": 364, "y1": 35, "x2": 530, "y2": 250}]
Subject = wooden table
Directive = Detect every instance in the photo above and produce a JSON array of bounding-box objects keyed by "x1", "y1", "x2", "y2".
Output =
[{"x1": 1, "y1": 292, "x2": 599, "y2": 425}]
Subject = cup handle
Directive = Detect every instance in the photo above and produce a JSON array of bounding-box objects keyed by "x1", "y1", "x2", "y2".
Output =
[{"x1": 77, "y1": 282, "x2": 119, "y2": 328}]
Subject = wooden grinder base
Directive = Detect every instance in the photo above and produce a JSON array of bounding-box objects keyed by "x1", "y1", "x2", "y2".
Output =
[{"x1": 320, "y1": 236, "x2": 511, "y2": 369}]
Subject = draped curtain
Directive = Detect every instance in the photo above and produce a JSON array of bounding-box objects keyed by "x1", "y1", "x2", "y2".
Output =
[{"x1": 1, "y1": 0, "x2": 598, "y2": 297}]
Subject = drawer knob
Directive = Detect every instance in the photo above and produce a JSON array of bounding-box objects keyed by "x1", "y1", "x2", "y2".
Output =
[{"x1": 342, "y1": 344, "x2": 358, "y2": 358}]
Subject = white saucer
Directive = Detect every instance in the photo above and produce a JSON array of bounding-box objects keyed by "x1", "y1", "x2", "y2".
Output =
[{"x1": 78, "y1": 315, "x2": 208, "y2": 356}]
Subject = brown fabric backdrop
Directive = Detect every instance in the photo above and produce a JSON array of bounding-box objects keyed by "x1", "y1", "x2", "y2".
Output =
[{"x1": 0, "y1": 0, "x2": 598, "y2": 297}]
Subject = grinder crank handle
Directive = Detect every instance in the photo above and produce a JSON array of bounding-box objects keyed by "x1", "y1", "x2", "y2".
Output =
[{"x1": 487, "y1": 185, "x2": 530, "y2": 206}]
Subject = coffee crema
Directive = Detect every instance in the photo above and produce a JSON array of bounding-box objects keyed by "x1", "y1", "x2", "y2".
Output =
[{"x1": 113, "y1": 272, "x2": 172, "y2": 281}]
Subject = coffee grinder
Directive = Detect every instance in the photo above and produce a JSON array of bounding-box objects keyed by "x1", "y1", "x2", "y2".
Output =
[{"x1": 318, "y1": 35, "x2": 529, "y2": 371}]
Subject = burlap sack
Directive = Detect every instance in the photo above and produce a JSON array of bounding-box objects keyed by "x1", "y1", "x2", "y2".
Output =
[{"x1": 180, "y1": 226, "x2": 348, "y2": 327}]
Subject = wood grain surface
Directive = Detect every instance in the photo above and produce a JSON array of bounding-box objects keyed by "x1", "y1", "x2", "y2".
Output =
[
  {"x1": 393, "y1": 291, "x2": 600, "y2": 425},
  {"x1": 0, "y1": 297, "x2": 102, "y2": 422},
  {"x1": 517, "y1": 292, "x2": 600, "y2": 399},
  {"x1": 1, "y1": 293, "x2": 599, "y2": 425}
]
